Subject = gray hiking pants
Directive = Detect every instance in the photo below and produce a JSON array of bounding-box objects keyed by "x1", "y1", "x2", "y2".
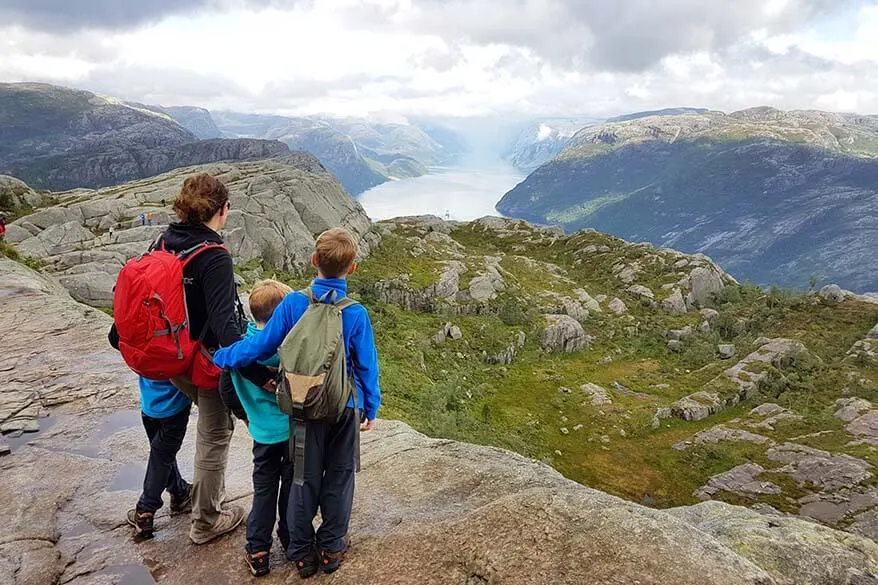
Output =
[{"x1": 171, "y1": 377, "x2": 234, "y2": 535}]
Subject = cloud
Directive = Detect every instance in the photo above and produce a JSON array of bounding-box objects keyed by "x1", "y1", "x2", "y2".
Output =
[
  {"x1": 0, "y1": 0, "x2": 215, "y2": 32},
  {"x1": 383, "y1": 0, "x2": 838, "y2": 71},
  {"x1": 0, "y1": 0, "x2": 876, "y2": 119}
]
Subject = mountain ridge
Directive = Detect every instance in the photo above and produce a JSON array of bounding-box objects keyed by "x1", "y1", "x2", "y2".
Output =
[{"x1": 497, "y1": 106, "x2": 878, "y2": 291}]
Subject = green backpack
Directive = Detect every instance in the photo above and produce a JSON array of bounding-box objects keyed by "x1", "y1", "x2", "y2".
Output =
[{"x1": 276, "y1": 287, "x2": 359, "y2": 485}]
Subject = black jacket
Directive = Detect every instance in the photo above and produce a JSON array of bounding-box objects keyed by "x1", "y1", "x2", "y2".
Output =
[
  {"x1": 110, "y1": 222, "x2": 271, "y2": 388},
  {"x1": 156, "y1": 223, "x2": 243, "y2": 350}
]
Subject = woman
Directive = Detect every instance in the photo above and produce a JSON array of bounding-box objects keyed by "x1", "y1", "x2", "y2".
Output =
[{"x1": 160, "y1": 172, "x2": 272, "y2": 545}]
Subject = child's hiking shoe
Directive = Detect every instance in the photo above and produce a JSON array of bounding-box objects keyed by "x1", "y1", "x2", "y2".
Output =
[
  {"x1": 244, "y1": 550, "x2": 271, "y2": 577},
  {"x1": 319, "y1": 549, "x2": 346, "y2": 574},
  {"x1": 294, "y1": 550, "x2": 320, "y2": 579},
  {"x1": 126, "y1": 509, "x2": 155, "y2": 541},
  {"x1": 319, "y1": 533, "x2": 350, "y2": 574},
  {"x1": 169, "y1": 483, "x2": 193, "y2": 516}
]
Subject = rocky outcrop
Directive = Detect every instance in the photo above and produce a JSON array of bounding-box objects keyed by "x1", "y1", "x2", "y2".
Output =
[
  {"x1": 0, "y1": 175, "x2": 47, "y2": 217},
  {"x1": 3, "y1": 258, "x2": 878, "y2": 585},
  {"x1": 9, "y1": 156, "x2": 377, "y2": 307}
]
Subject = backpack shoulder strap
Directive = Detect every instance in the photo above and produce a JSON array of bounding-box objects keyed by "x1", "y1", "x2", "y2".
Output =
[
  {"x1": 334, "y1": 296, "x2": 359, "y2": 310},
  {"x1": 178, "y1": 242, "x2": 227, "y2": 267},
  {"x1": 299, "y1": 287, "x2": 315, "y2": 303}
]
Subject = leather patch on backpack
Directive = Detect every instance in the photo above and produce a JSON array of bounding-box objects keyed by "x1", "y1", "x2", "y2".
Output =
[{"x1": 284, "y1": 372, "x2": 326, "y2": 404}]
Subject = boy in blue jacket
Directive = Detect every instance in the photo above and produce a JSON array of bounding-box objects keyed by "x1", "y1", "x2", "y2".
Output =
[
  {"x1": 232, "y1": 279, "x2": 294, "y2": 577},
  {"x1": 213, "y1": 227, "x2": 381, "y2": 578}
]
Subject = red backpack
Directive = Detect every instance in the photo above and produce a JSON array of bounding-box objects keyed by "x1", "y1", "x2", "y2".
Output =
[{"x1": 113, "y1": 242, "x2": 225, "y2": 382}]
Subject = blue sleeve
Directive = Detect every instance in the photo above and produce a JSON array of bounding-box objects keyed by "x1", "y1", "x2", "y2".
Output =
[
  {"x1": 350, "y1": 308, "x2": 381, "y2": 420},
  {"x1": 213, "y1": 297, "x2": 294, "y2": 368}
]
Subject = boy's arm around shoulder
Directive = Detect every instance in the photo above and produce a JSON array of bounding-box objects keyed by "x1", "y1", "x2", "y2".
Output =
[
  {"x1": 350, "y1": 305, "x2": 381, "y2": 421},
  {"x1": 213, "y1": 295, "x2": 295, "y2": 369}
]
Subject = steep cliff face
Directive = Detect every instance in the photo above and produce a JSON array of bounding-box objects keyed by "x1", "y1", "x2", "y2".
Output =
[
  {"x1": 497, "y1": 107, "x2": 878, "y2": 291},
  {"x1": 5, "y1": 154, "x2": 378, "y2": 307},
  {"x1": 0, "y1": 83, "x2": 289, "y2": 190},
  {"x1": 2, "y1": 256, "x2": 877, "y2": 585}
]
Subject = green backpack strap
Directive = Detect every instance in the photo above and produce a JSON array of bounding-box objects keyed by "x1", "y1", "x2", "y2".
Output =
[{"x1": 291, "y1": 416, "x2": 308, "y2": 487}]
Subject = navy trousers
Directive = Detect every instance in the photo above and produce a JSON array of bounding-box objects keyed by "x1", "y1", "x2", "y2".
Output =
[
  {"x1": 136, "y1": 405, "x2": 191, "y2": 513},
  {"x1": 286, "y1": 408, "x2": 357, "y2": 560},
  {"x1": 246, "y1": 441, "x2": 293, "y2": 553}
]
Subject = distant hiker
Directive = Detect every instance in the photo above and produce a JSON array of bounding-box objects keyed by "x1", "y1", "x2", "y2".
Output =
[
  {"x1": 161, "y1": 199, "x2": 166, "y2": 207},
  {"x1": 214, "y1": 227, "x2": 381, "y2": 578},
  {"x1": 229, "y1": 279, "x2": 294, "y2": 577},
  {"x1": 138, "y1": 213, "x2": 145, "y2": 226},
  {"x1": 146, "y1": 212, "x2": 154, "y2": 226},
  {"x1": 108, "y1": 225, "x2": 115, "y2": 239},
  {"x1": 0, "y1": 214, "x2": 6, "y2": 240},
  {"x1": 127, "y1": 377, "x2": 193, "y2": 540},
  {"x1": 111, "y1": 172, "x2": 272, "y2": 545}
]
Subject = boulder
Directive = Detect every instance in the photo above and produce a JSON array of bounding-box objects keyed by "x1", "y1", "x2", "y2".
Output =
[
  {"x1": 581, "y1": 383, "x2": 612, "y2": 406},
  {"x1": 671, "y1": 392, "x2": 722, "y2": 421},
  {"x1": 661, "y1": 288, "x2": 688, "y2": 314},
  {"x1": 718, "y1": 344, "x2": 736, "y2": 359},
  {"x1": 626, "y1": 284, "x2": 655, "y2": 301},
  {"x1": 608, "y1": 297, "x2": 628, "y2": 315},
  {"x1": 700, "y1": 308, "x2": 720, "y2": 321},
  {"x1": 574, "y1": 288, "x2": 602, "y2": 312},
  {"x1": 687, "y1": 266, "x2": 725, "y2": 307},
  {"x1": 819, "y1": 284, "x2": 847, "y2": 303},
  {"x1": 541, "y1": 315, "x2": 589, "y2": 353},
  {"x1": 835, "y1": 398, "x2": 873, "y2": 423},
  {"x1": 562, "y1": 298, "x2": 590, "y2": 323}
]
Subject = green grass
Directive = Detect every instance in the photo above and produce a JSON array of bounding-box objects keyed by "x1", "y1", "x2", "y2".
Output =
[{"x1": 226, "y1": 220, "x2": 878, "y2": 514}]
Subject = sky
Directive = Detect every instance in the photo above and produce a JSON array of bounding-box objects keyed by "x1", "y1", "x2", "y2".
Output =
[{"x1": 1, "y1": 0, "x2": 877, "y2": 118}]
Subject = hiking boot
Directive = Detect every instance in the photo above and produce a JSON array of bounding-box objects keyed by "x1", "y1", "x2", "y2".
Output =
[
  {"x1": 319, "y1": 533, "x2": 350, "y2": 574},
  {"x1": 244, "y1": 550, "x2": 271, "y2": 577},
  {"x1": 188, "y1": 506, "x2": 245, "y2": 545},
  {"x1": 169, "y1": 483, "x2": 193, "y2": 516},
  {"x1": 294, "y1": 550, "x2": 320, "y2": 579},
  {"x1": 319, "y1": 549, "x2": 346, "y2": 574},
  {"x1": 126, "y1": 509, "x2": 155, "y2": 541}
]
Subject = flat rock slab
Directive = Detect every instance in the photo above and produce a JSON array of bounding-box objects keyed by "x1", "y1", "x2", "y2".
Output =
[{"x1": 4, "y1": 258, "x2": 878, "y2": 585}]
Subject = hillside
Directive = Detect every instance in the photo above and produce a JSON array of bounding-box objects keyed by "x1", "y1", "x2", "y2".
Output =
[
  {"x1": 497, "y1": 107, "x2": 878, "y2": 291},
  {"x1": 3, "y1": 155, "x2": 376, "y2": 307},
  {"x1": 2, "y1": 255, "x2": 877, "y2": 585},
  {"x1": 213, "y1": 111, "x2": 463, "y2": 194},
  {"x1": 215, "y1": 215, "x2": 877, "y2": 544},
  {"x1": 0, "y1": 83, "x2": 288, "y2": 190}
]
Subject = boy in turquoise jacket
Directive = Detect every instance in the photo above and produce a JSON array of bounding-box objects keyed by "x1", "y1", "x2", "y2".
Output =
[
  {"x1": 231, "y1": 279, "x2": 294, "y2": 577},
  {"x1": 214, "y1": 228, "x2": 381, "y2": 578}
]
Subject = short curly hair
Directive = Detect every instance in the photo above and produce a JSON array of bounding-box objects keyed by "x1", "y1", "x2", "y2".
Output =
[{"x1": 173, "y1": 173, "x2": 229, "y2": 225}]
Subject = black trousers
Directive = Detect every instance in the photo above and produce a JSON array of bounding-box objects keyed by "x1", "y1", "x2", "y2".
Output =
[
  {"x1": 136, "y1": 405, "x2": 191, "y2": 513},
  {"x1": 286, "y1": 408, "x2": 357, "y2": 560},
  {"x1": 246, "y1": 441, "x2": 293, "y2": 553}
]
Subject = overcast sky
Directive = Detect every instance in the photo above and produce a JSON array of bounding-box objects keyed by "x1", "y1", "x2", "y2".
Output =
[{"x1": 1, "y1": 0, "x2": 876, "y2": 118}]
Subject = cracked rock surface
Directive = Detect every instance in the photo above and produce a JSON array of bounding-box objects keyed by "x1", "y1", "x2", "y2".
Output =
[{"x1": 3, "y1": 257, "x2": 878, "y2": 585}]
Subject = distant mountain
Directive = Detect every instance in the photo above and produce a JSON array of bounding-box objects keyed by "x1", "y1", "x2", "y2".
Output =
[
  {"x1": 497, "y1": 107, "x2": 878, "y2": 291},
  {"x1": 212, "y1": 112, "x2": 464, "y2": 195},
  {"x1": 607, "y1": 107, "x2": 709, "y2": 123},
  {"x1": 504, "y1": 119, "x2": 596, "y2": 171},
  {"x1": 0, "y1": 83, "x2": 288, "y2": 190}
]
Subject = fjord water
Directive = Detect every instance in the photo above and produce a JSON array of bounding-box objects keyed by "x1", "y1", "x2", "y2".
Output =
[{"x1": 357, "y1": 162, "x2": 525, "y2": 221}]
